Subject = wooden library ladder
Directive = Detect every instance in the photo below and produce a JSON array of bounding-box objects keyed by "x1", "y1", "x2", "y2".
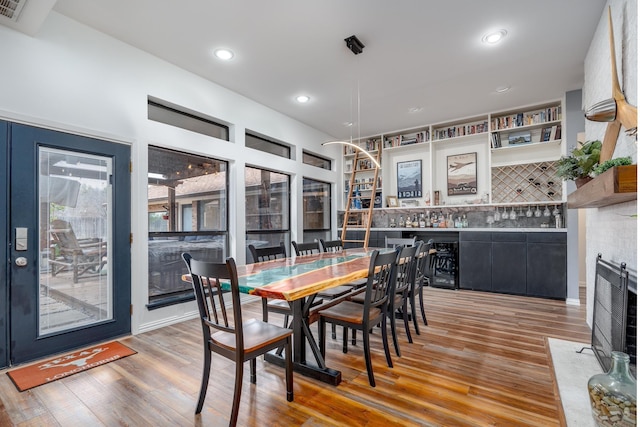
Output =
[{"x1": 341, "y1": 148, "x2": 381, "y2": 248}]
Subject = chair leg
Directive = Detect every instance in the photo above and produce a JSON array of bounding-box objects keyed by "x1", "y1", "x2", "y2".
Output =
[
  {"x1": 362, "y1": 327, "x2": 375, "y2": 387},
  {"x1": 331, "y1": 323, "x2": 337, "y2": 339},
  {"x1": 352, "y1": 327, "x2": 357, "y2": 345},
  {"x1": 390, "y1": 308, "x2": 401, "y2": 357},
  {"x1": 342, "y1": 325, "x2": 348, "y2": 353},
  {"x1": 402, "y1": 298, "x2": 413, "y2": 344},
  {"x1": 318, "y1": 318, "x2": 326, "y2": 357},
  {"x1": 285, "y1": 336, "x2": 293, "y2": 402},
  {"x1": 283, "y1": 314, "x2": 289, "y2": 329},
  {"x1": 381, "y1": 315, "x2": 393, "y2": 368},
  {"x1": 250, "y1": 358, "x2": 257, "y2": 384},
  {"x1": 419, "y1": 285, "x2": 428, "y2": 325},
  {"x1": 261, "y1": 298, "x2": 268, "y2": 322},
  {"x1": 410, "y1": 290, "x2": 420, "y2": 335},
  {"x1": 230, "y1": 358, "x2": 244, "y2": 427},
  {"x1": 195, "y1": 348, "x2": 212, "y2": 414}
]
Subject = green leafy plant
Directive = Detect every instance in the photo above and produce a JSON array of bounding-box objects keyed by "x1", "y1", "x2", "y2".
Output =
[
  {"x1": 556, "y1": 140, "x2": 602, "y2": 181},
  {"x1": 593, "y1": 156, "x2": 633, "y2": 175}
]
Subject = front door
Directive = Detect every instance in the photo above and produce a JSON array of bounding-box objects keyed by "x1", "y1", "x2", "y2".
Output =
[{"x1": 7, "y1": 122, "x2": 131, "y2": 365}]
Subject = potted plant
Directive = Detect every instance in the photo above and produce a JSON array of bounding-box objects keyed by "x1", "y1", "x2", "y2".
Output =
[
  {"x1": 556, "y1": 140, "x2": 602, "y2": 187},
  {"x1": 593, "y1": 156, "x2": 633, "y2": 176}
]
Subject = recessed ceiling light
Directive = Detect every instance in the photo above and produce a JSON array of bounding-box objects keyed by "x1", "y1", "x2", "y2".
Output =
[
  {"x1": 482, "y1": 29, "x2": 507, "y2": 44},
  {"x1": 214, "y1": 48, "x2": 234, "y2": 60},
  {"x1": 495, "y1": 85, "x2": 511, "y2": 93},
  {"x1": 408, "y1": 107, "x2": 423, "y2": 113},
  {"x1": 296, "y1": 95, "x2": 310, "y2": 103}
]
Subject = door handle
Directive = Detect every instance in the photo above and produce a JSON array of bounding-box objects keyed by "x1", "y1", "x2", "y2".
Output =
[{"x1": 15, "y1": 257, "x2": 28, "y2": 267}]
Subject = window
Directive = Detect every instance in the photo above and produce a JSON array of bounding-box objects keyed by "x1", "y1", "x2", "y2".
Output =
[
  {"x1": 303, "y1": 178, "x2": 331, "y2": 242},
  {"x1": 303, "y1": 151, "x2": 331, "y2": 170},
  {"x1": 148, "y1": 97, "x2": 229, "y2": 140},
  {"x1": 147, "y1": 146, "x2": 228, "y2": 307},
  {"x1": 245, "y1": 166, "x2": 290, "y2": 261},
  {"x1": 245, "y1": 132, "x2": 291, "y2": 159}
]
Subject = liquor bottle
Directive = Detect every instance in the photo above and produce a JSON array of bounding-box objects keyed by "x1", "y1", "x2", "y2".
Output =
[
  {"x1": 462, "y1": 214, "x2": 468, "y2": 228},
  {"x1": 419, "y1": 213, "x2": 426, "y2": 228},
  {"x1": 406, "y1": 215, "x2": 413, "y2": 228},
  {"x1": 412, "y1": 214, "x2": 419, "y2": 228}
]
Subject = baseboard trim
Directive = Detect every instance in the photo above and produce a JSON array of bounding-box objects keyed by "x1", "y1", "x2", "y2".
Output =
[
  {"x1": 137, "y1": 311, "x2": 199, "y2": 334},
  {"x1": 566, "y1": 298, "x2": 580, "y2": 306}
]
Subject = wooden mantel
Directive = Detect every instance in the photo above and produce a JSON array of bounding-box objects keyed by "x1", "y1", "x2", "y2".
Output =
[{"x1": 567, "y1": 164, "x2": 637, "y2": 209}]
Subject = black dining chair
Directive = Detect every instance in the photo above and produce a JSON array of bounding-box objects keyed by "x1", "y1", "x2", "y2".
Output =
[
  {"x1": 181, "y1": 253, "x2": 293, "y2": 426},
  {"x1": 316, "y1": 238, "x2": 365, "y2": 338},
  {"x1": 248, "y1": 243, "x2": 293, "y2": 327},
  {"x1": 291, "y1": 240, "x2": 321, "y2": 256},
  {"x1": 388, "y1": 244, "x2": 418, "y2": 356},
  {"x1": 384, "y1": 235, "x2": 416, "y2": 249},
  {"x1": 319, "y1": 238, "x2": 343, "y2": 253},
  {"x1": 410, "y1": 239, "x2": 433, "y2": 333},
  {"x1": 317, "y1": 249, "x2": 397, "y2": 387}
]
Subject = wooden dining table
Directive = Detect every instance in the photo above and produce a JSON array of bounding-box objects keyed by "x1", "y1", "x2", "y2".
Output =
[{"x1": 184, "y1": 247, "x2": 378, "y2": 385}]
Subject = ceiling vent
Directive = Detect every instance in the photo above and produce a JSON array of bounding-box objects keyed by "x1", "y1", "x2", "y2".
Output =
[{"x1": 0, "y1": 0, "x2": 27, "y2": 22}]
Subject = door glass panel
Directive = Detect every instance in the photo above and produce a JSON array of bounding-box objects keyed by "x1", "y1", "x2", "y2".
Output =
[{"x1": 39, "y1": 147, "x2": 112, "y2": 335}]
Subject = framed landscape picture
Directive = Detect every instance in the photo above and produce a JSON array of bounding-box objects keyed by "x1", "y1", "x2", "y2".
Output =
[
  {"x1": 397, "y1": 160, "x2": 422, "y2": 199},
  {"x1": 447, "y1": 153, "x2": 477, "y2": 196}
]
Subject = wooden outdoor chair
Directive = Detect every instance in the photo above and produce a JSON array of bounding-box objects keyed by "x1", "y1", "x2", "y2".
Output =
[
  {"x1": 181, "y1": 253, "x2": 293, "y2": 425},
  {"x1": 49, "y1": 219, "x2": 107, "y2": 283}
]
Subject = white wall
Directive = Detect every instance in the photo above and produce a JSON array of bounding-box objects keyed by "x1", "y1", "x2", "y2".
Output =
[
  {"x1": 583, "y1": 0, "x2": 637, "y2": 326},
  {"x1": 0, "y1": 12, "x2": 341, "y2": 334}
]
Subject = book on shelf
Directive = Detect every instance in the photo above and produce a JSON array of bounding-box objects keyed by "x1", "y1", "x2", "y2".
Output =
[
  {"x1": 490, "y1": 132, "x2": 502, "y2": 148},
  {"x1": 540, "y1": 127, "x2": 552, "y2": 142},
  {"x1": 548, "y1": 125, "x2": 557, "y2": 142},
  {"x1": 553, "y1": 124, "x2": 562, "y2": 140},
  {"x1": 494, "y1": 105, "x2": 562, "y2": 130}
]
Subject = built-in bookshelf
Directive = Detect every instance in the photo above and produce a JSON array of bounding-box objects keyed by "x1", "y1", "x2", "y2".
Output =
[
  {"x1": 432, "y1": 117, "x2": 489, "y2": 141},
  {"x1": 340, "y1": 99, "x2": 565, "y2": 210}
]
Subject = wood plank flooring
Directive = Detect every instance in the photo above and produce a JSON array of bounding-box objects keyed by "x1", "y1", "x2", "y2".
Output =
[{"x1": 0, "y1": 287, "x2": 591, "y2": 426}]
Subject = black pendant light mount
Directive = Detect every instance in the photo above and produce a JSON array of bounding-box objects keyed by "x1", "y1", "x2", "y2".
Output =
[{"x1": 344, "y1": 35, "x2": 365, "y2": 55}]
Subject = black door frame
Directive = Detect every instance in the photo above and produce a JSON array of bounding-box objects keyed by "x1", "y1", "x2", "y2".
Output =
[
  {"x1": 0, "y1": 121, "x2": 8, "y2": 368},
  {"x1": 7, "y1": 121, "x2": 131, "y2": 366}
]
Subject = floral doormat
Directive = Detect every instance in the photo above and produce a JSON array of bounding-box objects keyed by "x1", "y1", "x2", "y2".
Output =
[{"x1": 7, "y1": 341, "x2": 136, "y2": 391}]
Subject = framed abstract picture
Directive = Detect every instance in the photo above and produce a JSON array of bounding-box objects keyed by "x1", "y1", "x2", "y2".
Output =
[
  {"x1": 447, "y1": 153, "x2": 477, "y2": 196},
  {"x1": 397, "y1": 160, "x2": 422, "y2": 199}
]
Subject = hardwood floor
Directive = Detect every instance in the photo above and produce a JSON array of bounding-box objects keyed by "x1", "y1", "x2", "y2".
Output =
[{"x1": 0, "y1": 287, "x2": 590, "y2": 426}]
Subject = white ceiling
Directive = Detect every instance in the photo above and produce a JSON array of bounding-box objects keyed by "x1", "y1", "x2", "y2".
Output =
[{"x1": 10, "y1": 0, "x2": 607, "y2": 140}]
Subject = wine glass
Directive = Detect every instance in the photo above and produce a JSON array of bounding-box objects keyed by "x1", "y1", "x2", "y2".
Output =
[
  {"x1": 543, "y1": 205, "x2": 551, "y2": 217},
  {"x1": 526, "y1": 205, "x2": 533, "y2": 217},
  {"x1": 494, "y1": 207, "x2": 501, "y2": 222},
  {"x1": 509, "y1": 207, "x2": 517, "y2": 220},
  {"x1": 518, "y1": 206, "x2": 525, "y2": 217},
  {"x1": 502, "y1": 207, "x2": 509, "y2": 220},
  {"x1": 552, "y1": 205, "x2": 560, "y2": 216},
  {"x1": 534, "y1": 205, "x2": 542, "y2": 217}
]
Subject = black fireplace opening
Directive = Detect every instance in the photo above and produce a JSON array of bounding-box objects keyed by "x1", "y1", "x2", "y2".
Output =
[{"x1": 591, "y1": 254, "x2": 636, "y2": 376}]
